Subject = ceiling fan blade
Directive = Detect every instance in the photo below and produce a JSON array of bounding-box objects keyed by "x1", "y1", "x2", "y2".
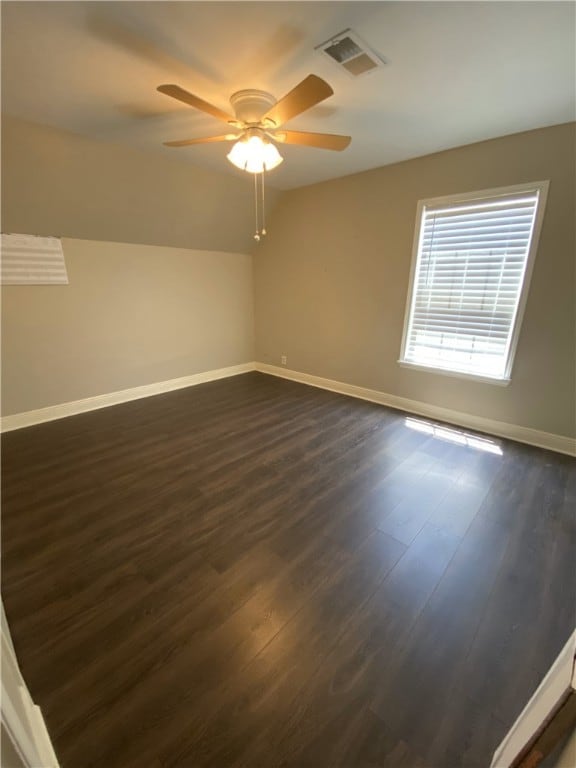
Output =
[
  {"x1": 163, "y1": 135, "x2": 238, "y2": 147},
  {"x1": 157, "y1": 84, "x2": 235, "y2": 124},
  {"x1": 271, "y1": 130, "x2": 351, "y2": 151},
  {"x1": 261, "y1": 75, "x2": 334, "y2": 127}
]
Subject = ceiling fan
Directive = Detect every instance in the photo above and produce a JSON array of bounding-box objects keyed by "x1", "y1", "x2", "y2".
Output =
[{"x1": 157, "y1": 74, "x2": 351, "y2": 173}]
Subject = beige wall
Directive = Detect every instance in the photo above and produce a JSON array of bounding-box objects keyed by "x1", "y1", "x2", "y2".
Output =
[
  {"x1": 1, "y1": 116, "x2": 260, "y2": 417},
  {"x1": 254, "y1": 123, "x2": 576, "y2": 438},
  {"x1": 2, "y1": 116, "x2": 574, "y2": 437},
  {"x1": 1, "y1": 115, "x2": 279, "y2": 254},
  {"x1": 1, "y1": 238, "x2": 254, "y2": 415}
]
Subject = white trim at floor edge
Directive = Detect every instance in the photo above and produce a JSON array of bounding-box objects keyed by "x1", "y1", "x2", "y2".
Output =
[
  {"x1": 255, "y1": 362, "x2": 576, "y2": 458},
  {"x1": 0, "y1": 363, "x2": 257, "y2": 432}
]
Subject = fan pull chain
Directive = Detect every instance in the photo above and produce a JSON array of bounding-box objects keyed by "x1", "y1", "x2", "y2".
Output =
[
  {"x1": 261, "y1": 167, "x2": 267, "y2": 236},
  {"x1": 253, "y1": 167, "x2": 268, "y2": 241},
  {"x1": 254, "y1": 172, "x2": 260, "y2": 241}
]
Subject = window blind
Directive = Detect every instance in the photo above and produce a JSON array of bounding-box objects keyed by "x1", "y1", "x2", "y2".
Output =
[
  {"x1": 403, "y1": 191, "x2": 540, "y2": 379},
  {"x1": 1, "y1": 233, "x2": 68, "y2": 285}
]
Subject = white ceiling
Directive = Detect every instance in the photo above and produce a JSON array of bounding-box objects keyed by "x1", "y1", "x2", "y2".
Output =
[{"x1": 2, "y1": 1, "x2": 575, "y2": 190}]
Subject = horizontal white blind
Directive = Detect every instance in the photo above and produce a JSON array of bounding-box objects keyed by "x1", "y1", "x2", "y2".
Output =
[
  {"x1": 1, "y1": 234, "x2": 68, "y2": 285},
  {"x1": 404, "y1": 192, "x2": 540, "y2": 379}
]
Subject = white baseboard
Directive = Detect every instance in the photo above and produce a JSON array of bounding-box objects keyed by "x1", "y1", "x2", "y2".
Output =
[
  {"x1": 255, "y1": 362, "x2": 576, "y2": 457},
  {"x1": 1, "y1": 363, "x2": 256, "y2": 432},
  {"x1": 3, "y1": 360, "x2": 574, "y2": 456}
]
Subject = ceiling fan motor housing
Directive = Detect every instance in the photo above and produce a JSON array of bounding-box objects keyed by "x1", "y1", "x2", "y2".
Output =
[{"x1": 230, "y1": 89, "x2": 277, "y2": 125}]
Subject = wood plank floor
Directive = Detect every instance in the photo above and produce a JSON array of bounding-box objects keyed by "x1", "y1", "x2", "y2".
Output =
[{"x1": 2, "y1": 372, "x2": 575, "y2": 767}]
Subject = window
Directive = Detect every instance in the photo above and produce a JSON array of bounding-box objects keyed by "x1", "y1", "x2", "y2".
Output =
[
  {"x1": 399, "y1": 182, "x2": 548, "y2": 383},
  {"x1": 1, "y1": 233, "x2": 68, "y2": 285}
]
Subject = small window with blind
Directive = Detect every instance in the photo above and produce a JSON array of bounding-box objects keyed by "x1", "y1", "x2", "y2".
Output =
[
  {"x1": 1, "y1": 233, "x2": 68, "y2": 285},
  {"x1": 399, "y1": 182, "x2": 549, "y2": 384}
]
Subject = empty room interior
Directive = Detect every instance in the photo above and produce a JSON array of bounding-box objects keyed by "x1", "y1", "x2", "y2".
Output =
[{"x1": 1, "y1": 2, "x2": 576, "y2": 767}]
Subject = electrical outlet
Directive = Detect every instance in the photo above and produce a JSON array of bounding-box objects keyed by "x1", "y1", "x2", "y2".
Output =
[{"x1": 281, "y1": 355, "x2": 287, "y2": 366}]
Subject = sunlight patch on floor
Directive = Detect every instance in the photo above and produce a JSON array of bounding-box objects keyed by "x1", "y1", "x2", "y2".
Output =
[{"x1": 404, "y1": 417, "x2": 503, "y2": 455}]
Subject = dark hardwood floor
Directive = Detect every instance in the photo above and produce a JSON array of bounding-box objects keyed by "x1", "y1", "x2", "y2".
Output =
[{"x1": 2, "y1": 372, "x2": 575, "y2": 767}]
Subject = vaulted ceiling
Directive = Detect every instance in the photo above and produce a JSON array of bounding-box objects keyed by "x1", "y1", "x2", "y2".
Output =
[{"x1": 2, "y1": 1, "x2": 574, "y2": 189}]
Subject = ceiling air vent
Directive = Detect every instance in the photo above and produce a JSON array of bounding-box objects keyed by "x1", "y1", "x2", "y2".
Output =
[{"x1": 316, "y1": 29, "x2": 386, "y2": 77}]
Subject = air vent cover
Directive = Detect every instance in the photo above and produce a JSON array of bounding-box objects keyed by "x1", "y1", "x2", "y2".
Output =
[{"x1": 316, "y1": 29, "x2": 385, "y2": 76}]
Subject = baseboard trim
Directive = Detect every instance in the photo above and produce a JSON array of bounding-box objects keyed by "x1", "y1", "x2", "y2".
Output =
[
  {"x1": 3, "y1": 361, "x2": 574, "y2": 456},
  {"x1": 255, "y1": 362, "x2": 576, "y2": 457},
  {"x1": 1, "y1": 363, "x2": 256, "y2": 432}
]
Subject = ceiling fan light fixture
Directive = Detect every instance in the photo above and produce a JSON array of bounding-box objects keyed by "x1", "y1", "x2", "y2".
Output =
[
  {"x1": 227, "y1": 135, "x2": 283, "y2": 174},
  {"x1": 158, "y1": 76, "x2": 349, "y2": 238}
]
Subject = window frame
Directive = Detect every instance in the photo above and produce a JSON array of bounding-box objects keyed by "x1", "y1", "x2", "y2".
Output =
[{"x1": 398, "y1": 180, "x2": 550, "y2": 385}]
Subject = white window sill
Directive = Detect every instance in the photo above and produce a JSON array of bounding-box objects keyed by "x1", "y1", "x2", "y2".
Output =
[{"x1": 398, "y1": 360, "x2": 511, "y2": 387}]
